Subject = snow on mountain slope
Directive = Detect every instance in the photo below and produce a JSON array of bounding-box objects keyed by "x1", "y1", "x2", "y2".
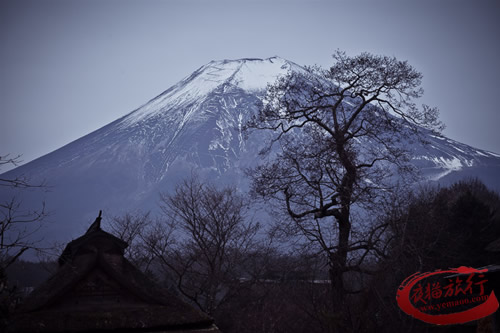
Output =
[
  {"x1": 119, "y1": 57, "x2": 296, "y2": 127},
  {"x1": 1, "y1": 56, "x2": 499, "y2": 247},
  {"x1": 411, "y1": 132, "x2": 500, "y2": 181}
]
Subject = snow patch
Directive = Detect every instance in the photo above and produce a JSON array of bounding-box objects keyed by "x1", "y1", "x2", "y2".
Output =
[
  {"x1": 231, "y1": 58, "x2": 291, "y2": 91},
  {"x1": 426, "y1": 156, "x2": 466, "y2": 180}
]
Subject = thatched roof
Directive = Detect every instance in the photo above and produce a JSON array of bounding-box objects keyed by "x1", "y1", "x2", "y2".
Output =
[{"x1": 8, "y1": 213, "x2": 220, "y2": 333}]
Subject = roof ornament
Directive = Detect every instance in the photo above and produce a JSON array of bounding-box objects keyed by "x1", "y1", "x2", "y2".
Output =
[{"x1": 86, "y1": 210, "x2": 102, "y2": 234}]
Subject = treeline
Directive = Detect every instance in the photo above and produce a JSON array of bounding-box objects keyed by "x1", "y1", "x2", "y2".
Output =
[
  {"x1": 86, "y1": 178, "x2": 500, "y2": 332},
  {"x1": 364, "y1": 178, "x2": 500, "y2": 332},
  {"x1": 4, "y1": 178, "x2": 500, "y2": 332}
]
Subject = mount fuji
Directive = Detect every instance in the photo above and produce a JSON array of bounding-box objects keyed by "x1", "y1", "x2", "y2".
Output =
[{"x1": 2, "y1": 57, "x2": 500, "y2": 245}]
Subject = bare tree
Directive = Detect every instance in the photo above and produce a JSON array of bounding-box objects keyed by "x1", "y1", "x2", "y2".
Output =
[
  {"x1": 143, "y1": 176, "x2": 260, "y2": 315},
  {"x1": 0, "y1": 154, "x2": 45, "y2": 189},
  {"x1": 108, "y1": 211, "x2": 157, "y2": 273},
  {"x1": 0, "y1": 155, "x2": 49, "y2": 329},
  {"x1": 0, "y1": 198, "x2": 46, "y2": 273},
  {"x1": 246, "y1": 50, "x2": 443, "y2": 329},
  {"x1": 0, "y1": 155, "x2": 48, "y2": 273}
]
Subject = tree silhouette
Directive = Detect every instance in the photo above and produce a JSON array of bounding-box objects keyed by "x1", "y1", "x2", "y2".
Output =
[
  {"x1": 143, "y1": 176, "x2": 261, "y2": 315},
  {"x1": 246, "y1": 50, "x2": 443, "y2": 330},
  {"x1": 0, "y1": 154, "x2": 48, "y2": 330}
]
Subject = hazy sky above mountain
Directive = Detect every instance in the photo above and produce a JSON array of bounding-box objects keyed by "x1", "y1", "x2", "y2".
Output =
[{"x1": 1, "y1": 0, "x2": 499, "y2": 171}]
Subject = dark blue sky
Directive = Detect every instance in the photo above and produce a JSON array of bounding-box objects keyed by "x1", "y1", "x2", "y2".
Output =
[{"x1": 1, "y1": 0, "x2": 499, "y2": 171}]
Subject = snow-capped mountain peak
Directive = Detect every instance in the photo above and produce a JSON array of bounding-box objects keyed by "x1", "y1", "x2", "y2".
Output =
[{"x1": 120, "y1": 57, "x2": 299, "y2": 127}]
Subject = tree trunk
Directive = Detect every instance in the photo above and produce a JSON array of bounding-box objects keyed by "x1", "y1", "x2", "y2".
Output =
[{"x1": 328, "y1": 212, "x2": 351, "y2": 332}]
